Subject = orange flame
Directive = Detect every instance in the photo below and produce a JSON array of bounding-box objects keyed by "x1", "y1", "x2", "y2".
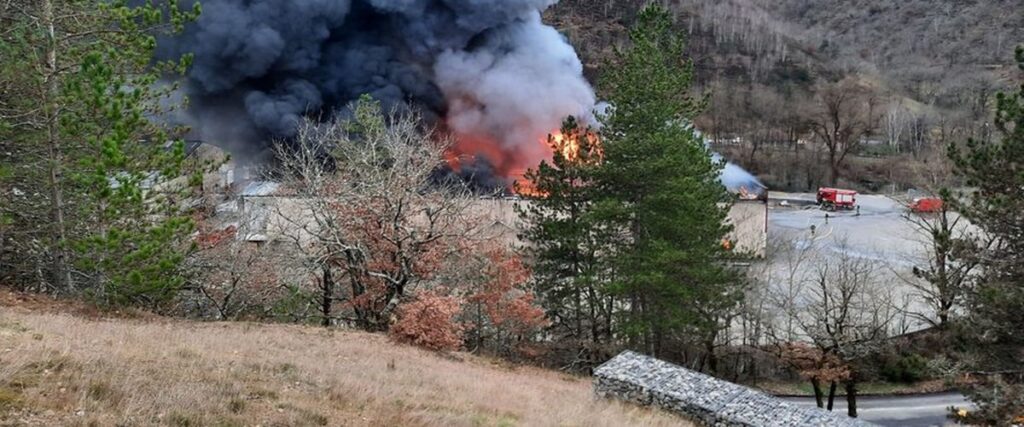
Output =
[
  {"x1": 444, "y1": 126, "x2": 602, "y2": 197},
  {"x1": 549, "y1": 129, "x2": 603, "y2": 164},
  {"x1": 513, "y1": 177, "x2": 547, "y2": 198},
  {"x1": 513, "y1": 129, "x2": 603, "y2": 197}
]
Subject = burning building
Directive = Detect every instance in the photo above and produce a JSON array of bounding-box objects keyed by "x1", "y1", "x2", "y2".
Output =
[
  {"x1": 162, "y1": 0, "x2": 768, "y2": 255},
  {"x1": 158, "y1": 0, "x2": 596, "y2": 186},
  {"x1": 159, "y1": 0, "x2": 765, "y2": 195}
]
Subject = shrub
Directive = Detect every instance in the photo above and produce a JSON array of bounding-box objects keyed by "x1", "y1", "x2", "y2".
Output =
[
  {"x1": 390, "y1": 292, "x2": 464, "y2": 351},
  {"x1": 880, "y1": 353, "x2": 929, "y2": 383}
]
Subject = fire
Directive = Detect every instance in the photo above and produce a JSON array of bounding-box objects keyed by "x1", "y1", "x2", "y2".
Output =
[
  {"x1": 444, "y1": 125, "x2": 602, "y2": 197},
  {"x1": 549, "y1": 129, "x2": 603, "y2": 164},
  {"x1": 513, "y1": 177, "x2": 547, "y2": 198},
  {"x1": 513, "y1": 129, "x2": 603, "y2": 197}
]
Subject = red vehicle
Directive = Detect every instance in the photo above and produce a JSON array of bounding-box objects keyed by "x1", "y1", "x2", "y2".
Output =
[
  {"x1": 910, "y1": 197, "x2": 944, "y2": 213},
  {"x1": 817, "y1": 187, "x2": 857, "y2": 211}
]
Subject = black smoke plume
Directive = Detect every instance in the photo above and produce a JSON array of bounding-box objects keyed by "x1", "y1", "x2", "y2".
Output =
[{"x1": 158, "y1": 0, "x2": 597, "y2": 167}]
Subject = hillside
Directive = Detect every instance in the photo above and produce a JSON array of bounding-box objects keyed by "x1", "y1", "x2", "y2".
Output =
[
  {"x1": 550, "y1": 0, "x2": 1022, "y2": 90},
  {"x1": 0, "y1": 292, "x2": 685, "y2": 427},
  {"x1": 547, "y1": 0, "x2": 1022, "y2": 191}
]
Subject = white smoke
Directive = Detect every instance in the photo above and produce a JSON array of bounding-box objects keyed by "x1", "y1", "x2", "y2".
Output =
[
  {"x1": 694, "y1": 130, "x2": 766, "y2": 194},
  {"x1": 434, "y1": 11, "x2": 596, "y2": 171}
]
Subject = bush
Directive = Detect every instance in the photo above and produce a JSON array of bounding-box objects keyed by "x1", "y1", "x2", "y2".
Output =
[
  {"x1": 390, "y1": 292, "x2": 464, "y2": 351},
  {"x1": 880, "y1": 353, "x2": 929, "y2": 383}
]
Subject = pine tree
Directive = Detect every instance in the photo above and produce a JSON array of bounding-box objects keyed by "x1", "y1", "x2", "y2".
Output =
[
  {"x1": 517, "y1": 116, "x2": 615, "y2": 368},
  {"x1": 0, "y1": 1, "x2": 201, "y2": 306},
  {"x1": 594, "y1": 5, "x2": 743, "y2": 363},
  {"x1": 948, "y1": 46, "x2": 1024, "y2": 424}
]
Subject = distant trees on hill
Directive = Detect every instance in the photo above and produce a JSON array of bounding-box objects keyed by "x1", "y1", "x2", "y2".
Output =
[{"x1": 549, "y1": 0, "x2": 1019, "y2": 192}]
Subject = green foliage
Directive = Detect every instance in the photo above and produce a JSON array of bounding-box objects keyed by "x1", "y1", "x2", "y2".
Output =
[
  {"x1": 857, "y1": 143, "x2": 900, "y2": 158},
  {"x1": 63, "y1": 3, "x2": 199, "y2": 307},
  {"x1": 517, "y1": 116, "x2": 612, "y2": 360},
  {"x1": 596, "y1": 7, "x2": 741, "y2": 354},
  {"x1": 342, "y1": 94, "x2": 388, "y2": 140},
  {"x1": 0, "y1": 0, "x2": 201, "y2": 305},
  {"x1": 947, "y1": 45, "x2": 1024, "y2": 424},
  {"x1": 0, "y1": 165, "x2": 12, "y2": 230},
  {"x1": 271, "y1": 285, "x2": 319, "y2": 324},
  {"x1": 948, "y1": 45, "x2": 1024, "y2": 346},
  {"x1": 879, "y1": 353, "x2": 929, "y2": 383},
  {"x1": 521, "y1": 6, "x2": 745, "y2": 361}
]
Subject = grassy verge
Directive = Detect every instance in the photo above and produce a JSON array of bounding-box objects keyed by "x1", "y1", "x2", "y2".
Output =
[{"x1": 0, "y1": 305, "x2": 685, "y2": 426}]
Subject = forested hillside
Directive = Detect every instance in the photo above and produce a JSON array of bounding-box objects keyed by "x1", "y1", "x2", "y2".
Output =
[{"x1": 547, "y1": 0, "x2": 1023, "y2": 191}]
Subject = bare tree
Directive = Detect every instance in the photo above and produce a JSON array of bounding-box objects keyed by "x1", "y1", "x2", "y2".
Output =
[
  {"x1": 808, "y1": 78, "x2": 881, "y2": 185},
  {"x1": 271, "y1": 97, "x2": 479, "y2": 330},
  {"x1": 798, "y1": 245, "x2": 899, "y2": 417},
  {"x1": 899, "y1": 202, "x2": 986, "y2": 328},
  {"x1": 183, "y1": 224, "x2": 299, "y2": 320},
  {"x1": 764, "y1": 236, "x2": 847, "y2": 409},
  {"x1": 885, "y1": 100, "x2": 910, "y2": 153},
  {"x1": 768, "y1": 237, "x2": 901, "y2": 416}
]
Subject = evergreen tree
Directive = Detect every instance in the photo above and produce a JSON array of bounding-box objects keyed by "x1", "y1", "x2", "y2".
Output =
[
  {"x1": 594, "y1": 5, "x2": 743, "y2": 362},
  {"x1": 0, "y1": 1, "x2": 201, "y2": 307},
  {"x1": 948, "y1": 46, "x2": 1024, "y2": 424},
  {"x1": 517, "y1": 116, "x2": 615, "y2": 369}
]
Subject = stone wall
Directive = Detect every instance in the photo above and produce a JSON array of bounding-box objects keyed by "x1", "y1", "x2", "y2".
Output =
[{"x1": 594, "y1": 351, "x2": 875, "y2": 426}]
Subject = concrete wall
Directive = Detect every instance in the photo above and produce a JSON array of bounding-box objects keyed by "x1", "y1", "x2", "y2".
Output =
[
  {"x1": 726, "y1": 200, "x2": 768, "y2": 258},
  {"x1": 230, "y1": 196, "x2": 768, "y2": 258}
]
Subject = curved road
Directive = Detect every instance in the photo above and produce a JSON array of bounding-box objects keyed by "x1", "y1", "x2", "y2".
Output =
[{"x1": 780, "y1": 392, "x2": 970, "y2": 427}]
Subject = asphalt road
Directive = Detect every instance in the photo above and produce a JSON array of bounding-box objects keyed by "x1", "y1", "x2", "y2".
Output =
[{"x1": 780, "y1": 392, "x2": 971, "y2": 427}]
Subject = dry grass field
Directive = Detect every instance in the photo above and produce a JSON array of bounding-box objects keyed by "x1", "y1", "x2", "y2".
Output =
[{"x1": 0, "y1": 292, "x2": 686, "y2": 427}]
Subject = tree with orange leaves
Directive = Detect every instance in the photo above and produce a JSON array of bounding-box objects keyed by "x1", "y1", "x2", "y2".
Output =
[
  {"x1": 388, "y1": 244, "x2": 546, "y2": 354},
  {"x1": 460, "y1": 245, "x2": 547, "y2": 354},
  {"x1": 273, "y1": 96, "x2": 478, "y2": 330},
  {"x1": 776, "y1": 342, "x2": 851, "y2": 410},
  {"x1": 390, "y1": 290, "x2": 465, "y2": 351},
  {"x1": 273, "y1": 97, "x2": 547, "y2": 353}
]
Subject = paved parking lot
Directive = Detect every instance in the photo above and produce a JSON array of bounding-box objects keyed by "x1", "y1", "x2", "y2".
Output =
[
  {"x1": 761, "y1": 192, "x2": 964, "y2": 331},
  {"x1": 768, "y1": 192, "x2": 929, "y2": 267}
]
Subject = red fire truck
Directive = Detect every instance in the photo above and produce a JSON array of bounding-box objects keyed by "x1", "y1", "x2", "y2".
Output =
[
  {"x1": 909, "y1": 197, "x2": 943, "y2": 213},
  {"x1": 817, "y1": 187, "x2": 857, "y2": 211}
]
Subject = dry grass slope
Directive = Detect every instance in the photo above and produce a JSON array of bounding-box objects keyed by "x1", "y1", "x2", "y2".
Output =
[{"x1": 0, "y1": 303, "x2": 687, "y2": 426}]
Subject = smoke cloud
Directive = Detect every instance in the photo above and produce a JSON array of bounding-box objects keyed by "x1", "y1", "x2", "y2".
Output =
[
  {"x1": 158, "y1": 0, "x2": 764, "y2": 193},
  {"x1": 716, "y1": 155, "x2": 767, "y2": 195},
  {"x1": 694, "y1": 130, "x2": 766, "y2": 195},
  {"x1": 158, "y1": 0, "x2": 596, "y2": 170}
]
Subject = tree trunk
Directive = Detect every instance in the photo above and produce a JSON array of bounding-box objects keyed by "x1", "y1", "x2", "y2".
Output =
[
  {"x1": 320, "y1": 266, "x2": 333, "y2": 327},
  {"x1": 574, "y1": 287, "x2": 582, "y2": 340},
  {"x1": 588, "y1": 287, "x2": 599, "y2": 345},
  {"x1": 827, "y1": 381, "x2": 837, "y2": 411},
  {"x1": 705, "y1": 338, "x2": 718, "y2": 375},
  {"x1": 474, "y1": 302, "x2": 483, "y2": 351},
  {"x1": 828, "y1": 152, "x2": 840, "y2": 186},
  {"x1": 42, "y1": 0, "x2": 73, "y2": 293},
  {"x1": 750, "y1": 351, "x2": 759, "y2": 387},
  {"x1": 845, "y1": 380, "x2": 858, "y2": 418},
  {"x1": 811, "y1": 378, "x2": 824, "y2": 408}
]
